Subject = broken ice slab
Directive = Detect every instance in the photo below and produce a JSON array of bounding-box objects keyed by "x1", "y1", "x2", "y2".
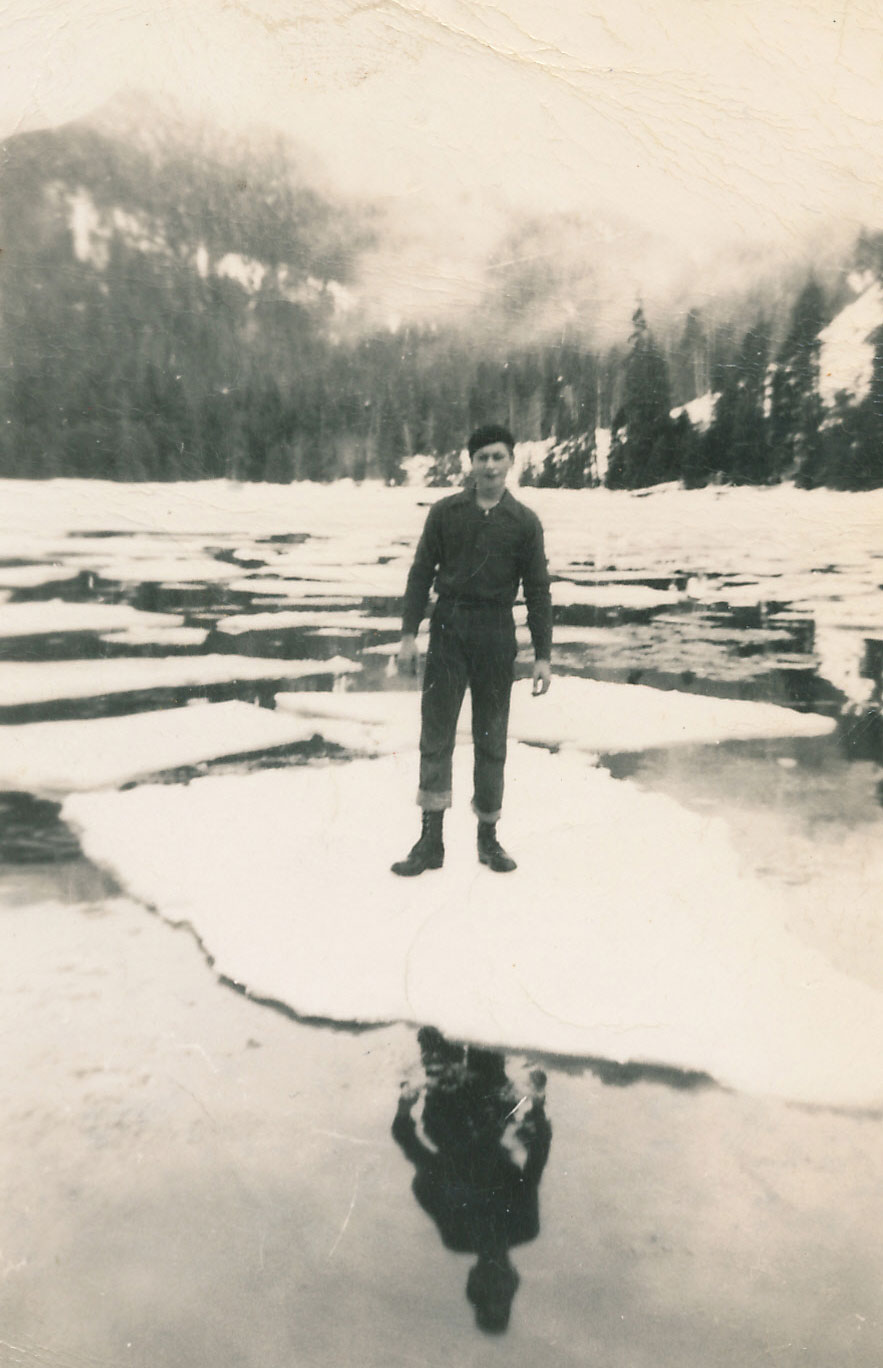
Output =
[
  {"x1": 90, "y1": 555, "x2": 240, "y2": 584},
  {"x1": 0, "y1": 700, "x2": 333, "y2": 794},
  {"x1": 0, "y1": 654, "x2": 360, "y2": 710},
  {"x1": 0, "y1": 565, "x2": 83, "y2": 589},
  {"x1": 274, "y1": 677, "x2": 835, "y2": 756},
  {"x1": 0, "y1": 600, "x2": 185, "y2": 637},
  {"x1": 215, "y1": 609, "x2": 399, "y2": 635},
  {"x1": 551, "y1": 582, "x2": 686, "y2": 609},
  {"x1": 62, "y1": 743, "x2": 883, "y2": 1107},
  {"x1": 98, "y1": 626, "x2": 211, "y2": 648}
]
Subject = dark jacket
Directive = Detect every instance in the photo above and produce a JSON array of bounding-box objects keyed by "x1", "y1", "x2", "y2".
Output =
[
  {"x1": 392, "y1": 1101, "x2": 552, "y2": 1256},
  {"x1": 401, "y1": 488, "x2": 553, "y2": 660}
]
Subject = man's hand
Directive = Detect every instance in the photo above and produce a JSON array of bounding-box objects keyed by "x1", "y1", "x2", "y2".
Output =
[
  {"x1": 397, "y1": 634, "x2": 420, "y2": 676},
  {"x1": 532, "y1": 659, "x2": 551, "y2": 696},
  {"x1": 398, "y1": 1083, "x2": 420, "y2": 1111}
]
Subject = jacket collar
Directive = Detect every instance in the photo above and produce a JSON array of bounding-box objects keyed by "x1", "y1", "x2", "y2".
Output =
[{"x1": 454, "y1": 484, "x2": 517, "y2": 514}]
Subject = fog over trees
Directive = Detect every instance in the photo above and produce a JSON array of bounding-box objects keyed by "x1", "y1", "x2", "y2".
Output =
[{"x1": 1, "y1": 104, "x2": 882, "y2": 491}]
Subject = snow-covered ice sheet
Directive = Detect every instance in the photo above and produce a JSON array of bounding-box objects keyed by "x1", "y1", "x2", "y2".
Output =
[
  {"x1": 63, "y1": 744, "x2": 883, "y2": 1106},
  {"x1": 552, "y1": 582, "x2": 685, "y2": 609},
  {"x1": 227, "y1": 579, "x2": 363, "y2": 603},
  {"x1": 0, "y1": 600, "x2": 185, "y2": 638},
  {"x1": 0, "y1": 564, "x2": 82, "y2": 588},
  {"x1": 91, "y1": 555, "x2": 239, "y2": 583},
  {"x1": 273, "y1": 679, "x2": 835, "y2": 755},
  {"x1": 275, "y1": 688, "x2": 422, "y2": 754},
  {"x1": 99, "y1": 626, "x2": 210, "y2": 648},
  {"x1": 240, "y1": 568, "x2": 407, "y2": 597},
  {"x1": 1, "y1": 701, "x2": 327, "y2": 793},
  {"x1": 0, "y1": 654, "x2": 359, "y2": 707},
  {"x1": 2, "y1": 480, "x2": 883, "y2": 700},
  {"x1": 548, "y1": 625, "x2": 632, "y2": 646},
  {"x1": 506, "y1": 678, "x2": 835, "y2": 749},
  {"x1": 216, "y1": 610, "x2": 400, "y2": 635}
]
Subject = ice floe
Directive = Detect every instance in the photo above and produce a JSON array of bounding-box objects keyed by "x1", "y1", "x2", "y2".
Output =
[
  {"x1": 0, "y1": 564, "x2": 83, "y2": 588},
  {"x1": 0, "y1": 655, "x2": 359, "y2": 708},
  {"x1": 215, "y1": 610, "x2": 401, "y2": 636},
  {"x1": 273, "y1": 678, "x2": 835, "y2": 756},
  {"x1": 63, "y1": 742, "x2": 883, "y2": 1107},
  {"x1": 552, "y1": 582, "x2": 685, "y2": 609},
  {"x1": 99, "y1": 626, "x2": 210, "y2": 648},
  {"x1": 232, "y1": 570, "x2": 407, "y2": 598},
  {"x1": 0, "y1": 600, "x2": 185, "y2": 638},
  {"x1": 91, "y1": 556, "x2": 239, "y2": 584},
  {"x1": 1, "y1": 701, "x2": 329, "y2": 793},
  {"x1": 1, "y1": 480, "x2": 882, "y2": 703},
  {"x1": 227, "y1": 579, "x2": 363, "y2": 603}
]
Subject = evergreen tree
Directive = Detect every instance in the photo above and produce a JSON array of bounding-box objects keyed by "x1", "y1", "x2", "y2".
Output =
[
  {"x1": 823, "y1": 329, "x2": 883, "y2": 490},
  {"x1": 536, "y1": 432, "x2": 596, "y2": 488},
  {"x1": 540, "y1": 337, "x2": 597, "y2": 442},
  {"x1": 671, "y1": 307, "x2": 710, "y2": 406},
  {"x1": 858, "y1": 327, "x2": 883, "y2": 488},
  {"x1": 702, "y1": 321, "x2": 771, "y2": 484},
  {"x1": 769, "y1": 278, "x2": 826, "y2": 483},
  {"x1": 2, "y1": 109, "x2": 876, "y2": 489},
  {"x1": 606, "y1": 307, "x2": 679, "y2": 488}
]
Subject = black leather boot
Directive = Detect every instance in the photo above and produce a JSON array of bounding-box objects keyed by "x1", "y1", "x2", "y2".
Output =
[
  {"x1": 391, "y1": 811, "x2": 445, "y2": 876},
  {"x1": 477, "y1": 821, "x2": 517, "y2": 872}
]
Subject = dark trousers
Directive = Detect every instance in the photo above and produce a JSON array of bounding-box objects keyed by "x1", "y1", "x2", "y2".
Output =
[{"x1": 417, "y1": 602, "x2": 517, "y2": 823}]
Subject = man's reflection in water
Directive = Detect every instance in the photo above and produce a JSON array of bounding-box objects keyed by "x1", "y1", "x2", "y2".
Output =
[{"x1": 392, "y1": 1026, "x2": 551, "y2": 1334}]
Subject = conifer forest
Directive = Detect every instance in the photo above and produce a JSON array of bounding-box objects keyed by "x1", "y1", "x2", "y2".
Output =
[{"x1": 2, "y1": 106, "x2": 882, "y2": 492}]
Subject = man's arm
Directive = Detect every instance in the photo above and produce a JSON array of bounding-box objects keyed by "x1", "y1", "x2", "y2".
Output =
[
  {"x1": 392, "y1": 1090, "x2": 439, "y2": 1170},
  {"x1": 521, "y1": 513, "x2": 553, "y2": 695},
  {"x1": 521, "y1": 1107, "x2": 553, "y2": 1183},
  {"x1": 398, "y1": 504, "x2": 441, "y2": 674}
]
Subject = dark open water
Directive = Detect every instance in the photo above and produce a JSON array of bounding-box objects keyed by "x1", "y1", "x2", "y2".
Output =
[{"x1": 1, "y1": 510, "x2": 881, "y2": 1364}]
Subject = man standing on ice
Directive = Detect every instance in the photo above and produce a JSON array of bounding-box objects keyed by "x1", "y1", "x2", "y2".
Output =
[{"x1": 392, "y1": 424, "x2": 552, "y2": 876}]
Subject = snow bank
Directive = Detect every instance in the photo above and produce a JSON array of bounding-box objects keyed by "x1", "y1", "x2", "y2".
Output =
[
  {"x1": 273, "y1": 679, "x2": 835, "y2": 756},
  {"x1": 63, "y1": 743, "x2": 883, "y2": 1107},
  {"x1": 1, "y1": 701, "x2": 328, "y2": 793},
  {"x1": 0, "y1": 655, "x2": 359, "y2": 708}
]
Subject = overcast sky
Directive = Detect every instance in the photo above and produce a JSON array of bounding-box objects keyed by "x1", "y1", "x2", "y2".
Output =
[{"x1": 2, "y1": 0, "x2": 882, "y2": 330}]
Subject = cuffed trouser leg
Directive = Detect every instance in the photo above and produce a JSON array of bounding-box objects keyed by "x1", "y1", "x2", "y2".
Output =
[
  {"x1": 469, "y1": 626, "x2": 515, "y2": 824},
  {"x1": 417, "y1": 618, "x2": 469, "y2": 811}
]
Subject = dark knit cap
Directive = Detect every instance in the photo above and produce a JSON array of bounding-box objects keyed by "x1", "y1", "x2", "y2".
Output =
[{"x1": 467, "y1": 423, "x2": 515, "y2": 458}]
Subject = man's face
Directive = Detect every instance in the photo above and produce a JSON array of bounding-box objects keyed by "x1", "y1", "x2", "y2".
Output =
[{"x1": 470, "y1": 441, "x2": 514, "y2": 498}]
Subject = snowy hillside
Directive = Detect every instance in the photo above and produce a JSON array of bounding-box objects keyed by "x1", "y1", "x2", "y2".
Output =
[{"x1": 818, "y1": 272, "x2": 883, "y2": 406}]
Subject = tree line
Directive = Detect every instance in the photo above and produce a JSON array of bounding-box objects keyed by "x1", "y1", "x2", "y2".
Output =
[
  {"x1": 1, "y1": 119, "x2": 881, "y2": 490},
  {"x1": 606, "y1": 278, "x2": 883, "y2": 492}
]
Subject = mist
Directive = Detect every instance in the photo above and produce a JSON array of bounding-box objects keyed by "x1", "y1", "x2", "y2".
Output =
[{"x1": 3, "y1": 0, "x2": 882, "y2": 351}]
